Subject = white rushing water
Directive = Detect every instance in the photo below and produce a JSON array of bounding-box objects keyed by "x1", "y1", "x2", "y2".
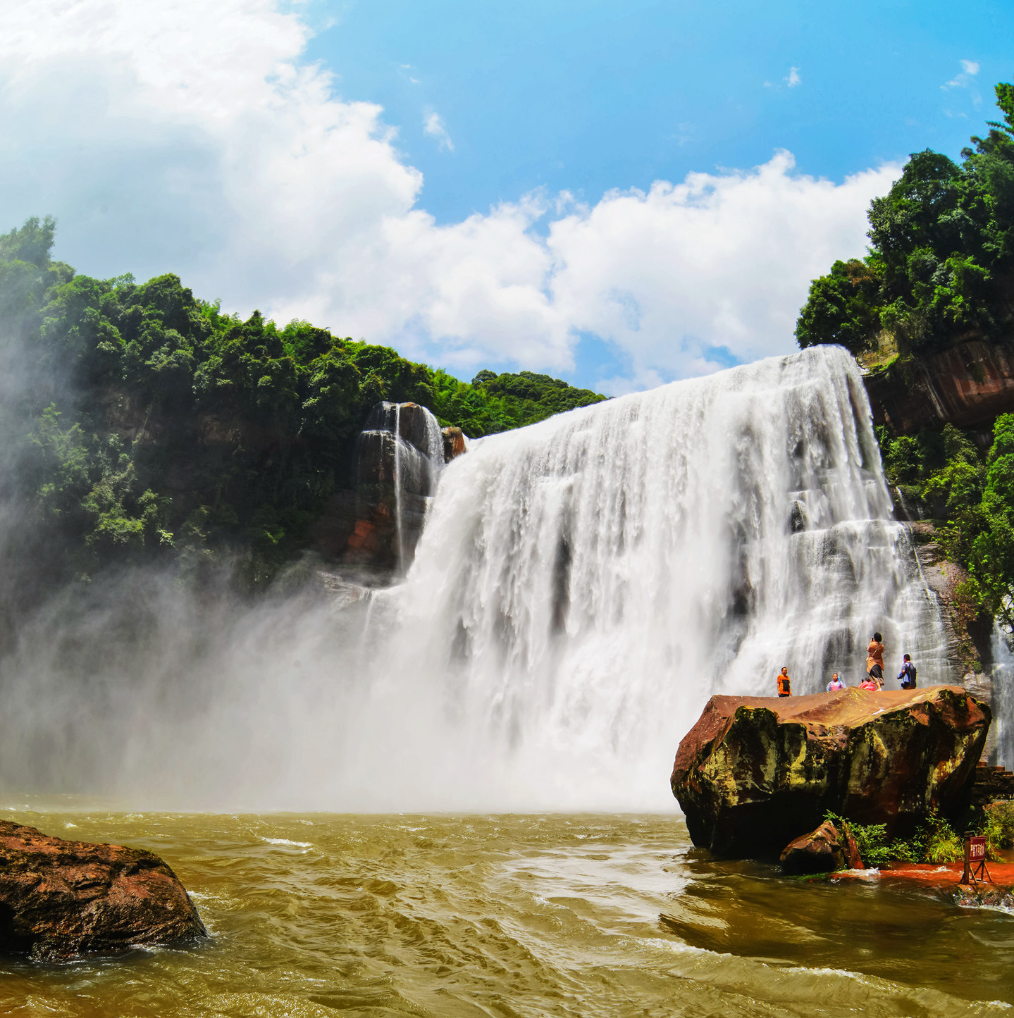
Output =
[
  {"x1": 348, "y1": 344, "x2": 952, "y2": 809},
  {"x1": 0, "y1": 345, "x2": 954, "y2": 810}
]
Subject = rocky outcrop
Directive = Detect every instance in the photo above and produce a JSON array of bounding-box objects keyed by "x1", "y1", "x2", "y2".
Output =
[
  {"x1": 780, "y1": 820, "x2": 844, "y2": 874},
  {"x1": 441, "y1": 426, "x2": 466, "y2": 462},
  {"x1": 671, "y1": 686, "x2": 990, "y2": 859},
  {"x1": 0, "y1": 821, "x2": 206, "y2": 960},
  {"x1": 864, "y1": 340, "x2": 1014, "y2": 437}
]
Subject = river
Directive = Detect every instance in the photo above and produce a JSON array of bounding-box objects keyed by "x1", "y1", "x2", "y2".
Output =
[{"x1": 3, "y1": 807, "x2": 1012, "y2": 1016}]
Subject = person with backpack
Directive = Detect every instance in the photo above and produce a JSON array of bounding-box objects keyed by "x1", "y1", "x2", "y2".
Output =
[{"x1": 898, "y1": 654, "x2": 917, "y2": 689}]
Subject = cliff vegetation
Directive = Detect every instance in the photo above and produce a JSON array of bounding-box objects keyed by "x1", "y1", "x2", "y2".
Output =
[
  {"x1": 0, "y1": 217, "x2": 604, "y2": 610},
  {"x1": 796, "y1": 82, "x2": 1014, "y2": 637}
]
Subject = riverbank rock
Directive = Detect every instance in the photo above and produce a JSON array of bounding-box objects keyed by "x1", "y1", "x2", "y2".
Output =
[
  {"x1": 0, "y1": 821, "x2": 207, "y2": 960},
  {"x1": 671, "y1": 686, "x2": 990, "y2": 859},
  {"x1": 780, "y1": 821, "x2": 843, "y2": 875}
]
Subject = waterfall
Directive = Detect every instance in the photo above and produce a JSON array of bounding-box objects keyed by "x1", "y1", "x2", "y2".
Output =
[
  {"x1": 359, "y1": 344, "x2": 953, "y2": 807},
  {"x1": 993, "y1": 625, "x2": 1014, "y2": 764},
  {"x1": 355, "y1": 401, "x2": 446, "y2": 573}
]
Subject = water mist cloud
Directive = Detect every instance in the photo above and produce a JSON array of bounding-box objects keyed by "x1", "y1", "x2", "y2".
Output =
[{"x1": 0, "y1": 0, "x2": 898, "y2": 391}]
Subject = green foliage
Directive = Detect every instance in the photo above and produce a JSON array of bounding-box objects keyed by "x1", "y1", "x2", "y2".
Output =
[
  {"x1": 797, "y1": 82, "x2": 1014, "y2": 357},
  {"x1": 824, "y1": 808, "x2": 963, "y2": 867},
  {"x1": 982, "y1": 800, "x2": 1014, "y2": 859},
  {"x1": 431, "y1": 368, "x2": 605, "y2": 438},
  {"x1": 875, "y1": 418, "x2": 1014, "y2": 635},
  {"x1": 0, "y1": 217, "x2": 605, "y2": 594},
  {"x1": 917, "y1": 807, "x2": 965, "y2": 863},
  {"x1": 796, "y1": 259, "x2": 883, "y2": 354}
]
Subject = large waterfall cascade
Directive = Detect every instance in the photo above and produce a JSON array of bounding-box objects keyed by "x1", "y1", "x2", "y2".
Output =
[
  {"x1": 359, "y1": 345, "x2": 954, "y2": 807},
  {"x1": 0, "y1": 346, "x2": 958, "y2": 810}
]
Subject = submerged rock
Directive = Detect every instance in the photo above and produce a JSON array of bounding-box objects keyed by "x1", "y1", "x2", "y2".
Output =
[
  {"x1": 780, "y1": 820, "x2": 843, "y2": 874},
  {"x1": 671, "y1": 686, "x2": 990, "y2": 859},
  {"x1": 0, "y1": 820, "x2": 207, "y2": 960}
]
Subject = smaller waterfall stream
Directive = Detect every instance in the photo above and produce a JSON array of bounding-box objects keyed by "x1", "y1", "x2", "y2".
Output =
[
  {"x1": 355, "y1": 401, "x2": 446, "y2": 574},
  {"x1": 393, "y1": 403, "x2": 403, "y2": 572}
]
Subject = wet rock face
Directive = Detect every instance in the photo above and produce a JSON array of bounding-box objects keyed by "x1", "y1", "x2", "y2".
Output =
[
  {"x1": 671, "y1": 686, "x2": 990, "y2": 860},
  {"x1": 0, "y1": 821, "x2": 207, "y2": 961},
  {"x1": 780, "y1": 820, "x2": 843, "y2": 874}
]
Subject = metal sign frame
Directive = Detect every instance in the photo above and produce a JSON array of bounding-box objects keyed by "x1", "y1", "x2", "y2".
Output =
[{"x1": 960, "y1": 836, "x2": 992, "y2": 886}]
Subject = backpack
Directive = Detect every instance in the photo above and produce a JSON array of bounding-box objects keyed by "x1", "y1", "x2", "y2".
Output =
[{"x1": 900, "y1": 662, "x2": 916, "y2": 688}]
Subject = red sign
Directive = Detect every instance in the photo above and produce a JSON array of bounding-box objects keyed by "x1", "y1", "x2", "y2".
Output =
[{"x1": 968, "y1": 836, "x2": 986, "y2": 861}]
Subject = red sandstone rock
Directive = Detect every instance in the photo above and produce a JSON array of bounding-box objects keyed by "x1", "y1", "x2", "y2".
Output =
[
  {"x1": 0, "y1": 821, "x2": 207, "y2": 960},
  {"x1": 780, "y1": 820, "x2": 843, "y2": 874},
  {"x1": 671, "y1": 686, "x2": 990, "y2": 859},
  {"x1": 865, "y1": 339, "x2": 1014, "y2": 435},
  {"x1": 841, "y1": 823, "x2": 864, "y2": 869},
  {"x1": 441, "y1": 426, "x2": 466, "y2": 462}
]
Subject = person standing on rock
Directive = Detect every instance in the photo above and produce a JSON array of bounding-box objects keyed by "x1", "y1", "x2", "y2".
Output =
[
  {"x1": 898, "y1": 653, "x2": 917, "y2": 689},
  {"x1": 826, "y1": 673, "x2": 845, "y2": 692},
  {"x1": 866, "y1": 632, "x2": 885, "y2": 688},
  {"x1": 776, "y1": 666, "x2": 791, "y2": 697}
]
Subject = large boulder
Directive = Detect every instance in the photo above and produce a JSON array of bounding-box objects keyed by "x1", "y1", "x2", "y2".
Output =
[
  {"x1": 0, "y1": 821, "x2": 207, "y2": 960},
  {"x1": 671, "y1": 686, "x2": 990, "y2": 859}
]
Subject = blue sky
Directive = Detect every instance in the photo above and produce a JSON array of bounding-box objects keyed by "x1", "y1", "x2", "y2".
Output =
[
  {"x1": 310, "y1": 0, "x2": 1006, "y2": 227},
  {"x1": 0, "y1": 1, "x2": 1009, "y2": 392}
]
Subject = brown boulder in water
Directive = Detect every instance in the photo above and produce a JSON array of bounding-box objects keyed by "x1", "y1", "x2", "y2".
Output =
[
  {"x1": 670, "y1": 686, "x2": 990, "y2": 859},
  {"x1": 780, "y1": 820, "x2": 844, "y2": 874},
  {"x1": 0, "y1": 820, "x2": 207, "y2": 960}
]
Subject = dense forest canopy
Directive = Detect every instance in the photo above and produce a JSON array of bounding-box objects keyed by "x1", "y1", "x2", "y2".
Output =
[
  {"x1": 796, "y1": 82, "x2": 1014, "y2": 639},
  {"x1": 0, "y1": 218, "x2": 605, "y2": 602}
]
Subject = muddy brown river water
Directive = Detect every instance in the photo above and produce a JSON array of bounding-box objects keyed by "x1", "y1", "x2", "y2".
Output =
[{"x1": 1, "y1": 809, "x2": 1012, "y2": 1017}]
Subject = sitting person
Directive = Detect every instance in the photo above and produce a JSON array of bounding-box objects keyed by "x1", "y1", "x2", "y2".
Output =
[
  {"x1": 826, "y1": 673, "x2": 845, "y2": 692},
  {"x1": 859, "y1": 675, "x2": 879, "y2": 691}
]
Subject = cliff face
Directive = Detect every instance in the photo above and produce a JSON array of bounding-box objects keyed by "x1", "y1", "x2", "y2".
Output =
[{"x1": 865, "y1": 340, "x2": 1014, "y2": 437}]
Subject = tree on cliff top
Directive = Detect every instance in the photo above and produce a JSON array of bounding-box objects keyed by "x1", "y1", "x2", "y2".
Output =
[{"x1": 796, "y1": 81, "x2": 1014, "y2": 359}]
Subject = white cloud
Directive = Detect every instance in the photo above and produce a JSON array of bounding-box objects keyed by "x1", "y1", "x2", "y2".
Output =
[
  {"x1": 785, "y1": 66, "x2": 801, "y2": 88},
  {"x1": 423, "y1": 110, "x2": 454, "y2": 151},
  {"x1": 945, "y1": 59, "x2": 980, "y2": 89},
  {"x1": 0, "y1": 0, "x2": 898, "y2": 392}
]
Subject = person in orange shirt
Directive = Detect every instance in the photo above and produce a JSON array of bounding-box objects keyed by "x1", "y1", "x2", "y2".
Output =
[
  {"x1": 866, "y1": 631, "x2": 885, "y2": 688},
  {"x1": 776, "y1": 666, "x2": 791, "y2": 697}
]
